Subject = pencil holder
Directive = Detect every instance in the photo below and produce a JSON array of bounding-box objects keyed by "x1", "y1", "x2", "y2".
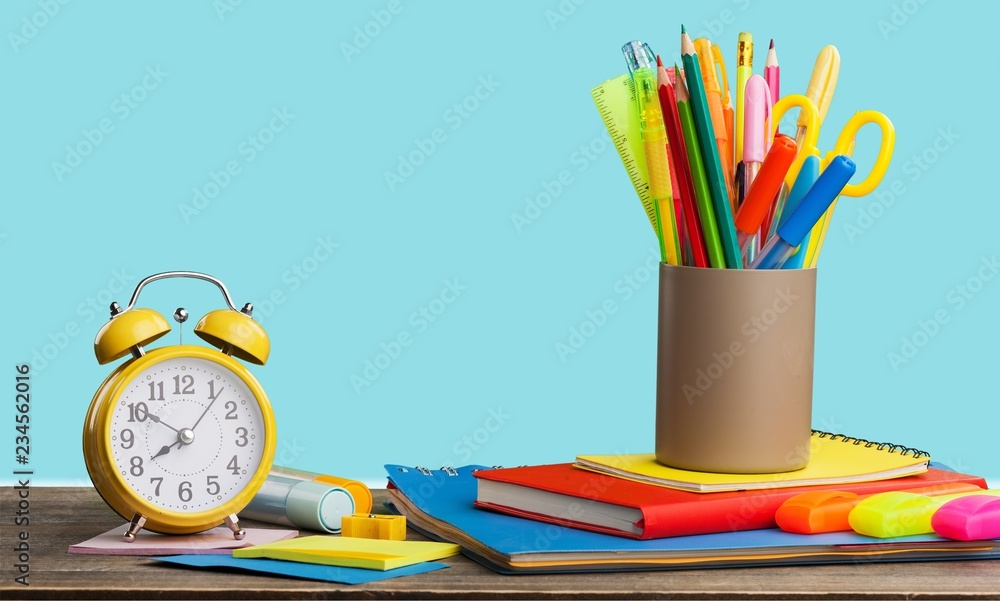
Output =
[{"x1": 655, "y1": 263, "x2": 817, "y2": 473}]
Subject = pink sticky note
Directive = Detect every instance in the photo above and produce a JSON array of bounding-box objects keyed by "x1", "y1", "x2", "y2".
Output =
[{"x1": 69, "y1": 525, "x2": 298, "y2": 555}]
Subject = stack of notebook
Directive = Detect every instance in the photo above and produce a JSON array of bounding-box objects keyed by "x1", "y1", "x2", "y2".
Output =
[{"x1": 384, "y1": 431, "x2": 999, "y2": 573}]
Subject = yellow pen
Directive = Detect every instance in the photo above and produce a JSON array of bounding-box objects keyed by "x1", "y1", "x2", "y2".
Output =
[
  {"x1": 734, "y1": 32, "x2": 753, "y2": 168},
  {"x1": 795, "y1": 45, "x2": 840, "y2": 149},
  {"x1": 694, "y1": 38, "x2": 736, "y2": 210}
]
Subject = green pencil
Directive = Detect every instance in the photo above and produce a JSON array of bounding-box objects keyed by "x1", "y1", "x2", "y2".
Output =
[
  {"x1": 673, "y1": 66, "x2": 725, "y2": 269},
  {"x1": 680, "y1": 26, "x2": 743, "y2": 269}
]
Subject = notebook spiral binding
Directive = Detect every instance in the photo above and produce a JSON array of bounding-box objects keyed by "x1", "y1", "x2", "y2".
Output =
[{"x1": 812, "y1": 429, "x2": 930, "y2": 459}]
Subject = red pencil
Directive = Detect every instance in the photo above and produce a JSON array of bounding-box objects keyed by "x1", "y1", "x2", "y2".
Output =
[{"x1": 657, "y1": 55, "x2": 708, "y2": 268}]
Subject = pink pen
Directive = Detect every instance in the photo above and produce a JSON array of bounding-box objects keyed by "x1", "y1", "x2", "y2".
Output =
[
  {"x1": 741, "y1": 74, "x2": 771, "y2": 259},
  {"x1": 764, "y1": 39, "x2": 779, "y2": 114}
]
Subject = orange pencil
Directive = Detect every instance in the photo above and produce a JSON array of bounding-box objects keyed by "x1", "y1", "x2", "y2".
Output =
[{"x1": 693, "y1": 38, "x2": 736, "y2": 211}]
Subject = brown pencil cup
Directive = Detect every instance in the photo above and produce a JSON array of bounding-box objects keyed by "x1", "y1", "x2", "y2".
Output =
[{"x1": 655, "y1": 263, "x2": 817, "y2": 473}]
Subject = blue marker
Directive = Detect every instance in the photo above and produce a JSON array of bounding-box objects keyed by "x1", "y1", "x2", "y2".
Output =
[
  {"x1": 779, "y1": 155, "x2": 821, "y2": 270},
  {"x1": 751, "y1": 156, "x2": 856, "y2": 270}
]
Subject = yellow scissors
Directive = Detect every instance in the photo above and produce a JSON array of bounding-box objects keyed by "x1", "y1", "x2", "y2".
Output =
[{"x1": 770, "y1": 94, "x2": 895, "y2": 266}]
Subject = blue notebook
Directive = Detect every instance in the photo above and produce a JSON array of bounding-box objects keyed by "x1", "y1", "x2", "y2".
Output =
[{"x1": 385, "y1": 464, "x2": 1000, "y2": 573}]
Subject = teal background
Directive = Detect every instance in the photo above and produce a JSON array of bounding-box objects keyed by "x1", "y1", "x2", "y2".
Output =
[{"x1": 2, "y1": 0, "x2": 997, "y2": 487}]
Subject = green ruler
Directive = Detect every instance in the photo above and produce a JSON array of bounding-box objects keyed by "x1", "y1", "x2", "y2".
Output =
[{"x1": 591, "y1": 74, "x2": 658, "y2": 236}]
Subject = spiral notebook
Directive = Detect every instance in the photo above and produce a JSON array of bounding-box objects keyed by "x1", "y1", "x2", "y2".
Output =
[{"x1": 576, "y1": 431, "x2": 931, "y2": 492}]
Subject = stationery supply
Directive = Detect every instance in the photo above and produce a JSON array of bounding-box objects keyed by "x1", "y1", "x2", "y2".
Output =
[
  {"x1": 473, "y1": 463, "x2": 987, "y2": 540},
  {"x1": 153, "y1": 554, "x2": 449, "y2": 584},
  {"x1": 267, "y1": 465, "x2": 373, "y2": 514},
  {"x1": 385, "y1": 465, "x2": 1000, "y2": 574},
  {"x1": 233, "y1": 535, "x2": 461, "y2": 571},
  {"x1": 68, "y1": 525, "x2": 297, "y2": 555},
  {"x1": 578, "y1": 431, "x2": 930, "y2": 493},
  {"x1": 849, "y1": 490, "x2": 1000, "y2": 539},
  {"x1": 775, "y1": 483, "x2": 985, "y2": 534},
  {"x1": 342, "y1": 513, "x2": 408, "y2": 540},
  {"x1": 593, "y1": 31, "x2": 896, "y2": 270},
  {"x1": 933, "y1": 496, "x2": 1000, "y2": 541},
  {"x1": 240, "y1": 474, "x2": 354, "y2": 534}
]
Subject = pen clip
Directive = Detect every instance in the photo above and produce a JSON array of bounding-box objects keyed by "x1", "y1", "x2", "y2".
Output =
[{"x1": 828, "y1": 110, "x2": 895, "y2": 198}]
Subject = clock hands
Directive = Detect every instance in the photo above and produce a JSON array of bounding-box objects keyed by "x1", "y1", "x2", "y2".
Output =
[
  {"x1": 190, "y1": 385, "x2": 224, "y2": 433},
  {"x1": 148, "y1": 413, "x2": 180, "y2": 433},
  {"x1": 150, "y1": 427, "x2": 196, "y2": 460},
  {"x1": 151, "y1": 441, "x2": 180, "y2": 460}
]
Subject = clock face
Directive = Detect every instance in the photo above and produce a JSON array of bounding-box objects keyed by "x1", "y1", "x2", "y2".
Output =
[{"x1": 108, "y1": 356, "x2": 265, "y2": 512}]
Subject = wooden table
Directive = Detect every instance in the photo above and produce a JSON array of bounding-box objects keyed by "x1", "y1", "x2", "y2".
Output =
[{"x1": 3, "y1": 487, "x2": 999, "y2": 600}]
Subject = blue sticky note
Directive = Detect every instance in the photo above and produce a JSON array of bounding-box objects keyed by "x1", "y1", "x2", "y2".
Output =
[{"x1": 152, "y1": 554, "x2": 449, "y2": 584}]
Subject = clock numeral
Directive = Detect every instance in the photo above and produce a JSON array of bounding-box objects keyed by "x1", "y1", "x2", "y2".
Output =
[
  {"x1": 235, "y1": 427, "x2": 249, "y2": 447},
  {"x1": 226, "y1": 455, "x2": 241, "y2": 476},
  {"x1": 206, "y1": 475, "x2": 220, "y2": 496},
  {"x1": 172, "y1": 374, "x2": 195, "y2": 395},
  {"x1": 178, "y1": 481, "x2": 193, "y2": 502},
  {"x1": 147, "y1": 381, "x2": 164, "y2": 401},
  {"x1": 120, "y1": 428, "x2": 134, "y2": 449},
  {"x1": 127, "y1": 402, "x2": 149, "y2": 423},
  {"x1": 224, "y1": 401, "x2": 238, "y2": 420},
  {"x1": 150, "y1": 477, "x2": 163, "y2": 496},
  {"x1": 130, "y1": 456, "x2": 144, "y2": 477},
  {"x1": 207, "y1": 380, "x2": 225, "y2": 401}
]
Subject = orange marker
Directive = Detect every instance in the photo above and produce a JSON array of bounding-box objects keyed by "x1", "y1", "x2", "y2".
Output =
[
  {"x1": 733, "y1": 134, "x2": 797, "y2": 259},
  {"x1": 775, "y1": 482, "x2": 984, "y2": 535}
]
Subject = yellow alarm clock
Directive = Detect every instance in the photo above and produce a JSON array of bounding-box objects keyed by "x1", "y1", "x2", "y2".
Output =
[{"x1": 83, "y1": 271, "x2": 277, "y2": 542}]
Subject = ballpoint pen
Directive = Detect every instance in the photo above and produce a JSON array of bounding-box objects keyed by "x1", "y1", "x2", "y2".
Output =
[
  {"x1": 742, "y1": 75, "x2": 771, "y2": 192},
  {"x1": 751, "y1": 155, "x2": 855, "y2": 269},
  {"x1": 623, "y1": 41, "x2": 681, "y2": 266},
  {"x1": 694, "y1": 38, "x2": 736, "y2": 208},
  {"x1": 734, "y1": 32, "x2": 753, "y2": 167},
  {"x1": 681, "y1": 27, "x2": 742, "y2": 268},
  {"x1": 734, "y1": 134, "x2": 796, "y2": 263}
]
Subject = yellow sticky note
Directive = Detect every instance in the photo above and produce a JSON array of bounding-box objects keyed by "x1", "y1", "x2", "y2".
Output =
[{"x1": 233, "y1": 536, "x2": 460, "y2": 571}]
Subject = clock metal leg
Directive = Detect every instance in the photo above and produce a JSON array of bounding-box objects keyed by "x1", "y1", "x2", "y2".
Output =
[
  {"x1": 224, "y1": 514, "x2": 246, "y2": 540},
  {"x1": 123, "y1": 513, "x2": 147, "y2": 542}
]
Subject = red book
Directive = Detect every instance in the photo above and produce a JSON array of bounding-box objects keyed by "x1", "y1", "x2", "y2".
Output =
[{"x1": 473, "y1": 464, "x2": 987, "y2": 540}]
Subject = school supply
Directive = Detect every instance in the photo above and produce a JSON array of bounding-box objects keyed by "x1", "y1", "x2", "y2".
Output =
[
  {"x1": 268, "y1": 465, "x2": 373, "y2": 514},
  {"x1": 932, "y1": 495, "x2": 1000, "y2": 541},
  {"x1": 69, "y1": 524, "x2": 297, "y2": 555},
  {"x1": 775, "y1": 482, "x2": 984, "y2": 534},
  {"x1": 385, "y1": 465, "x2": 1000, "y2": 574},
  {"x1": 576, "y1": 431, "x2": 930, "y2": 493},
  {"x1": 153, "y1": 554, "x2": 449, "y2": 584},
  {"x1": 474, "y1": 463, "x2": 987, "y2": 539},
  {"x1": 849, "y1": 490, "x2": 1000, "y2": 538},
  {"x1": 342, "y1": 513, "x2": 408, "y2": 540},
  {"x1": 241, "y1": 474, "x2": 354, "y2": 533},
  {"x1": 764, "y1": 39, "x2": 779, "y2": 108},
  {"x1": 233, "y1": 535, "x2": 460, "y2": 571}
]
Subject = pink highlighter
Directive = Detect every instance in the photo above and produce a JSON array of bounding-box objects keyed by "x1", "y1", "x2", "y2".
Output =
[{"x1": 932, "y1": 495, "x2": 1000, "y2": 541}]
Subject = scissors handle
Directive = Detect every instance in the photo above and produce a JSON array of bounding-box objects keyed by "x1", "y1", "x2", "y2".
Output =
[
  {"x1": 771, "y1": 94, "x2": 820, "y2": 188},
  {"x1": 827, "y1": 110, "x2": 895, "y2": 197}
]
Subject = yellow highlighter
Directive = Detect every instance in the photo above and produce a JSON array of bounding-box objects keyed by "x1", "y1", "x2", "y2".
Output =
[
  {"x1": 734, "y1": 33, "x2": 753, "y2": 168},
  {"x1": 849, "y1": 490, "x2": 1000, "y2": 538},
  {"x1": 694, "y1": 38, "x2": 736, "y2": 210}
]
